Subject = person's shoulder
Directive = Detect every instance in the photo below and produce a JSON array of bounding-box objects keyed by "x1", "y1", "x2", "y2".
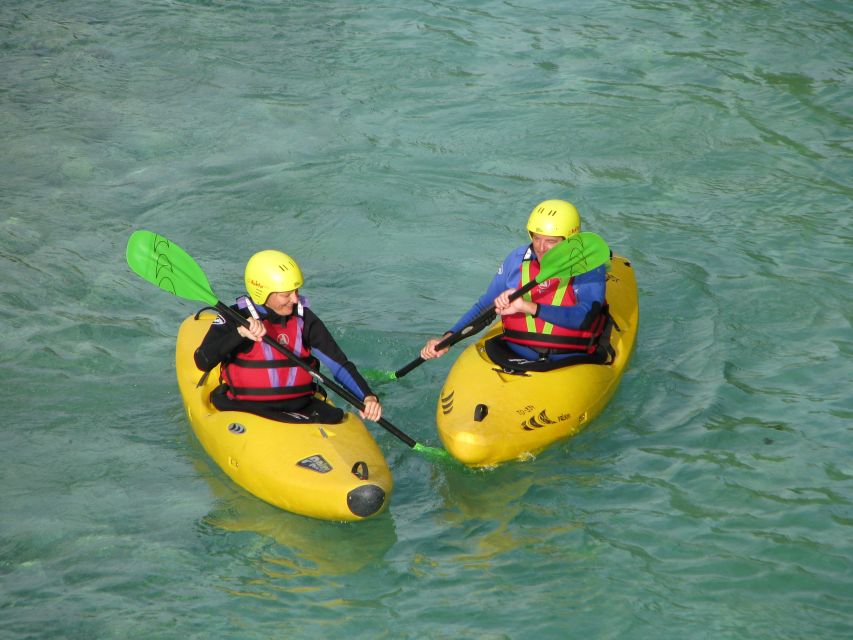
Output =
[
  {"x1": 494, "y1": 244, "x2": 528, "y2": 276},
  {"x1": 504, "y1": 244, "x2": 531, "y2": 262},
  {"x1": 574, "y1": 264, "x2": 607, "y2": 282},
  {"x1": 210, "y1": 303, "x2": 246, "y2": 328},
  {"x1": 300, "y1": 305, "x2": 323, "y2": 325}
]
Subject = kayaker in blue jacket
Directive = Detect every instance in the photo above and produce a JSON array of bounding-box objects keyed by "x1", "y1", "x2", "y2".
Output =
[
  {"x1": 195, "y1": 250, "x2": 382, "y2": 424},
  {"x1": 420, "y1": 199, "x2": 608, "y2": 364}
]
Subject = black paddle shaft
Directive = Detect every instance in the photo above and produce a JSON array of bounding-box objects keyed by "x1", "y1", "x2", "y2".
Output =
[
  {"x1": 393, "y1": 278, "x2": 540, "y2": 379},
  {"x1": 214, "y1": 302, "x2": 418, "y2": 448}
]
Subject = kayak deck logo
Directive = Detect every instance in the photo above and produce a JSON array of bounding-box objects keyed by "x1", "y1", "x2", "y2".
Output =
[
  {"x1": 297, "y1": 454, "x2": 332, "y2": 473},
  {"x1": 521, "y1": 410, "x2": 560, "y2": 431}
]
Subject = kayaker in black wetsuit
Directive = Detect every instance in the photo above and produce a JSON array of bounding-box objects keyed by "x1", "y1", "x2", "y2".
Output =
[{"x1": 194, "y1": 250, "x2": 382, "y2": 425}]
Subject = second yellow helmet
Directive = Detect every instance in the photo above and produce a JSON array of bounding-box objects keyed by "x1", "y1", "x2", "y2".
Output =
[
  {"x1": 244, "y1": 250, "x2": 304, "y2": 305},
  {"x1": 526, "y1": 199, "x2": 581, "y2": 238}
]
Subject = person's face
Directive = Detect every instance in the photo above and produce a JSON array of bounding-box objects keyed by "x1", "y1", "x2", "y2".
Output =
[
  {"x1": 530, "y1": 232, "x2": 564, "y2": 261},
  {"x1": 265, "y1": 290, "x2": 299, "y2": 315}
]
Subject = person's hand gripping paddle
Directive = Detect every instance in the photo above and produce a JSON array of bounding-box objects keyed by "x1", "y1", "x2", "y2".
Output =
[
  {"x1": 393, "y1": 231, "x2": 611, "y2": 379},
  {"x1": 125, "y1": 230, "x2": 455, "y2": 463}
]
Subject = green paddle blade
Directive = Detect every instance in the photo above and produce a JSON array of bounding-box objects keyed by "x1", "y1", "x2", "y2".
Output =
[
  {"x1": 412, "y1": 442, "x2": 458, "y2": 465},
  {"x1": 126, "y1": 230, "x2": 218, "y2": 306},
  {"x1": 538, "y1": 231, "x2": 610, "y2": 282},
  {"x1": 362, "y1": 368, "x2": 398, "y2": 383}
]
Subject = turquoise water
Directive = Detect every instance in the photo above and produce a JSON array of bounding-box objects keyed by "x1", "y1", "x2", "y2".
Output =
[{"x1": 2, "y1": 0, "x2": 851, "y2": 637}]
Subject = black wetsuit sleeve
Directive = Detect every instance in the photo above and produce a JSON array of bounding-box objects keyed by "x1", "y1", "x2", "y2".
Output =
[
  {"x1": 193, "y1": 307, "x2": 253, "y2": 372},
  {"x1": 301, "y1": 308, "x2": 377, "y2": 399}
]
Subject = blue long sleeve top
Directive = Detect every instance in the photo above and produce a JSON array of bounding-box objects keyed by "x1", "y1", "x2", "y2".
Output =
[{"x1": 449, "y1": 244, "x2": 606, "y2": 359}]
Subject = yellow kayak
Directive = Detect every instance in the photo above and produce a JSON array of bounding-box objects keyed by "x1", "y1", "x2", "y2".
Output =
[
  {"x1": 175, "y1": 313, "x2": 393, "y2": 521},
  {"x1": 436, "y1": 256, "x2": 639, "y2": 467}
]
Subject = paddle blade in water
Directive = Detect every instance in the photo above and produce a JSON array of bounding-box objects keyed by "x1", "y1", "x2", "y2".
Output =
[
  {"x1": 538, "y1": 232, "x2": 610, "y2": 282},
  {"x1": 412, "y1": 442, "x2": 458, "y2": 465},
  {"x1": 362, "y1": 368, "x2": 398, "y2": 383},
  {"x1": 126, "y1": 230, "x2": 218, "y2": 306}
]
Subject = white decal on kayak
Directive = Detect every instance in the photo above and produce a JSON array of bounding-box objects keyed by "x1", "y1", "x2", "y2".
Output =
[{"x1": 297, "y1": 455, "x2": 332, "y2": 474}]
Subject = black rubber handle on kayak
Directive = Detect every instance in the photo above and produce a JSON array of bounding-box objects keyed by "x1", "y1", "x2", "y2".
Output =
[
  {"x1": 215, "y1": 302, "x2": 418, "y2": 449},
  {"x1": 393, "y1": 278, "x2": 539, "y2": 379}
]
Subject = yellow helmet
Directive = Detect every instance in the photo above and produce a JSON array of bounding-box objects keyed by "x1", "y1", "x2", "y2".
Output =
[
  {"x1": 244, "y1": 250, "x2": 304, "y2": 305},
  {"x1": 526, "y1": 199, "x2": 581, "y2": 238}
]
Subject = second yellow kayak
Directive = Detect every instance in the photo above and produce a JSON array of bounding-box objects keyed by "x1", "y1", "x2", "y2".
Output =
[{"x1": 436, "y1": 256, "x2": 639, "y2": 467}]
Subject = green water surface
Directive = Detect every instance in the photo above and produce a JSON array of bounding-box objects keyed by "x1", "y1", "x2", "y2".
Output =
[{"x1": 1, "y1": 1, "x2": 851, "y2": 638}]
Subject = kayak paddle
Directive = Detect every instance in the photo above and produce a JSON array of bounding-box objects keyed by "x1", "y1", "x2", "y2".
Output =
[
  {"x1": 125, "y1": 230, "x2": 454, "y2": 463},
  {"x1": 394, "y1": 231, "x2": 610, "y2": 379}
]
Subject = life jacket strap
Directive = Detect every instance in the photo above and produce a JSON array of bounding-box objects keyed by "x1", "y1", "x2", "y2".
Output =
[{"x1": 225, "y1": 383, "x2": 316, "y2": 398}]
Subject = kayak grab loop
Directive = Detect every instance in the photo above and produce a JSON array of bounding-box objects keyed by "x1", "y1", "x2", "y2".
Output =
[
  {"x1": 347, "y1": 484, "x2": 385, "y2": 518},
  {"x1": 351, "y1": 461, "x2": 369, "y2": 480},
  {"x1": 474, "y1": 404, "x2": 488, "y2": 422}
]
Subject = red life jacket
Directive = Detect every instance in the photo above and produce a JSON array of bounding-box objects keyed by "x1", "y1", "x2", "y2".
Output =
[
  {"x1": 221, "y1": 307, "x2": 316, "y2": 401},
  {"x1": 501, "y1": 258, "x2": 606, "y2": 354}
]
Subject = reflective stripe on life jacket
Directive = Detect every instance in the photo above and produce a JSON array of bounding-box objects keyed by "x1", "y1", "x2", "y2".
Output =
[
  {"x1": 221, "y1": 306, "x2": 316, "y2": 401},
  {"x1": 501, "y1": 257, "x2": 605, "y2": 354}
]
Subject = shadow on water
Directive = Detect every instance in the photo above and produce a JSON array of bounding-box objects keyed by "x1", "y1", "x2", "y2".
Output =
[
  {"x1": 424, "y1": 458, "x2": 592, "y2": 568},
  {"x1": 186, "y1": 444, "x2": 398, "y2": 579}
]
